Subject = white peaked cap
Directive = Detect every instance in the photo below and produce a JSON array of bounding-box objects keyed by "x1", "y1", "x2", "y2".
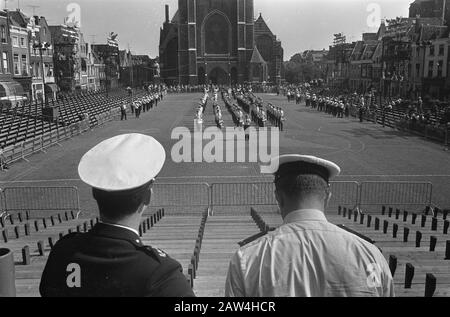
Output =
[
  {"x1": 262, "y1": 154, "x2": 341, "y2": 181},
  {"x1": 78, "y1": 134, "x2": 166, "y2": 192}
]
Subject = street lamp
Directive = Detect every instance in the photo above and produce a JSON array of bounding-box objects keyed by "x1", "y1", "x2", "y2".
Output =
[{"x1": 33, "y1": 41, "x2": 52, "y2": 104}]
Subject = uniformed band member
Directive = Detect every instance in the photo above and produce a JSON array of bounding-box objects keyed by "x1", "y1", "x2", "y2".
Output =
[
  {"x1": 225, "y1": 155, "x2": 394, "y2": 297},
  {"x1": 40, "y1": 134, "x2": 195, "y2": 297},
  {"x1": 120, "y1": 102, "x2": 127, "y2": 121},
  {"x1": 266, "y1": 104, "x2": 285, "y2": 131},
  {"x1": 134, "y1": 101, "x2": 141, "y2": 119},
  {"x1": 244, "y1": 114, "x2": 252, "y2": 141}
]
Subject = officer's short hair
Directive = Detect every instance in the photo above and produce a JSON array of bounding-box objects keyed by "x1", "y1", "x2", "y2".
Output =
[
  {"x1": 275, "y1": 174, "x2": 330, "y2": 200},
  {"x1": 92, "y1": 184, "x2": 150, "y2": 220}
]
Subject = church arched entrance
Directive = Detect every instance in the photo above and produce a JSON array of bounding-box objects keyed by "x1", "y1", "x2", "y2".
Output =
[{"x1": 209, "y1": 67, "x2": 228, "y2": 85}]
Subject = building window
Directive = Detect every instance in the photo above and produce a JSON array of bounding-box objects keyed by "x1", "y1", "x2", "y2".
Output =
[
  {"x1": 438, "y1": 45, "x2": 445, "y2": 56},
  {"x1": 429, "y1": 45, "x2": 435, "y2": 56},
  {"x1": 428, "y1": 61, "x2": 434, "y2": 77},
  {"x1": 35, "y1": 63, "x2": 40, "y2": 78},
  {"x1": 13, "y1": 54, "x2": 20, "y2": 75},
  {"x1": 20, "y1": 37, "x2": 25, "y2": 47},
  {"x1": 12, "y1": 36, "x2": 19, "y2": 47},
  {"x1": 2, "y1": 52, "x2": 9, "y2": 73},
  {"x1": 1, "y1": 26, "x2": 6, "y2": 43},
  {"x1": 21, "y1": 55, "x2": 27, "y2": 76},
  {"x1": 416, "y1": 63, "x2": 420, "y2": 77},
  {"x1": 437, "y1": 60, "x2": 443, "y2": 77},
  {"x1": 48, "y1": 65, "x2": 54, "y2": 77}
]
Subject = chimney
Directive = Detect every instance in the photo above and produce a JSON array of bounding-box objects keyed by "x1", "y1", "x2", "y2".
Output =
[{"x1": 165, "y1": 5, "x2": 170, "y2": 23}]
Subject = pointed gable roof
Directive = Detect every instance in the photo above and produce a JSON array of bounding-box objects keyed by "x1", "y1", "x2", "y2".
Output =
[
  {"x1": 254, "y1": 13, "x2": 274, "y2": 37},
  {"x1": 377, "y1": 21, "x2": 386, "y2": 40},
  {"x1": 250, "y1": 45, "x2": 267, "y2": 64},
  {"x1": 171, "y1": 10, "x2": 179, "y2": 23}
]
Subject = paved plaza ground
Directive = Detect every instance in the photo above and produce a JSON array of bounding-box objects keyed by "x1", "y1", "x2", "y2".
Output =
[{"x1": 1, "y1": 93, "x2": 449, "y2": 215}]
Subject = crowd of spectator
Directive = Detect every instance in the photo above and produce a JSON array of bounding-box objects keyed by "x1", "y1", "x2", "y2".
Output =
[{"x1": 280, "y1": 84, "x2": 450, "y2": 138}]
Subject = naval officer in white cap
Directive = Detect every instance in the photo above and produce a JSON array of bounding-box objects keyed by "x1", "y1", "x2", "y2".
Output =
[
  {"x1": 225, "y1": 155, "x2": 394, "y2": 297},
  {"x1": 40, "y1": 134, "x2": 195, "y2": 297}
]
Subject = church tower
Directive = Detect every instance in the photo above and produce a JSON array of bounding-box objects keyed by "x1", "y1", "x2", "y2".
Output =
[
  {"x1": 160, "y1": 0, "x2": 283, "y2": 85},
  {"x1": 178, "y1": 0, "x2": 198, "y2": 85}
]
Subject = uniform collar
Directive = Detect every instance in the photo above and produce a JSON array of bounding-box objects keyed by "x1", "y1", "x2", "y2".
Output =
[
  {"x1": 99, "y1": 221, "x2": 140, "y2": 236},
  {"x1": 283, "y1": 209, "x2": 328, "y2": 225},
  {"x1": 91, "y1": 222, "x2": 143, "y2": 247}
]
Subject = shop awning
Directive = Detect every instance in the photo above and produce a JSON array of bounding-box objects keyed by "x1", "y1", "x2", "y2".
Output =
[
  {"x1": 45, "y1": 83, "x2": 59, "y2": 93},
  {"x1": 0, "y1": 81, "x2": 25, "y2": 98}
]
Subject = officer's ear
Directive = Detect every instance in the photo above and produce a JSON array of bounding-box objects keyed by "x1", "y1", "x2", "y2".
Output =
[
  {"x1": 140, "y1": 180, "x2": 154, "y2": 213},
  {"x1": 324, "y1": 184, "x2": 332, "y2": 209},
  {"x1": 275, "y1": 188, "x2": 284, "y2": 210}
]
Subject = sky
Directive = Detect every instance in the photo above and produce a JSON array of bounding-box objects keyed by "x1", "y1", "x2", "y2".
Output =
[{"x1": 2, "y1": 0, "x2": 413, "y2": 60}]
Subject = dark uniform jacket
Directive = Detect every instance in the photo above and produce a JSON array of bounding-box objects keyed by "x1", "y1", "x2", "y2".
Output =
[{"x1": 39, "y1": 223, "x2": 195, "y2": 297}]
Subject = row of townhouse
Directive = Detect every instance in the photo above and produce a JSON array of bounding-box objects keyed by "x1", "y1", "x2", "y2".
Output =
[
  {"x1": 0, "y1": 9, "x2": 120, "y2": 105},
  {"x1": 119, "y1": 50, "x2": 159, "y2": 88},
  {"x1": 320, "y1": 16, "x2": 450, "y2": 100}
]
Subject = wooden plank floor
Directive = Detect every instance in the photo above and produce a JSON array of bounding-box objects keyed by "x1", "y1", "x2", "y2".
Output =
[
  {"x1": 193, "y1": 216, "x2": 259, "y2": 297},
  {"x1": 5, "y1": 207, "x2": 449, "y2": 297},
  {"x1": 254, "y1": 207, "x2": 450, "y2": 297},
  {"x1": 140, "y1": 216, "x2": 201, "y2": 275}
]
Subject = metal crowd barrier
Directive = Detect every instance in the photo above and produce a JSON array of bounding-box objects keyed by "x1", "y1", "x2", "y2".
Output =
[
  {"x1": 95, "y1": 107, "x2": 121, "y2": 126},
  {"x1": 0, "y1": 181, "x2": 434, "y2": 215},
  {"x1": 150, "y1": 183, "x2": 210, "y2": 208},
  {"x1": 211, "y1": 182, "x2": 276, "y2": 206},
  {"x1": 329, "y1": 181, "x2": 360, "y2": 208},
  {"x1": 2, "y1": 187, "x2": 80, "y2": 213},
  {"x1": 210, "y1": 181, "x2": 360, "y2": 210},
  {"x1": 358, "y1": 181, "x2": 433, "y2": 209}
]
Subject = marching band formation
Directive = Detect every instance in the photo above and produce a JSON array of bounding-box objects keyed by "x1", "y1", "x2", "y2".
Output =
[
  {"x1": 191, "y1": 85, "x2": 287, "y2": 134},
  {"x1": 266, "y1": 104, "x2": 285, "y2": 131},
  {"x1": 121, "y1": 85, "x2": 167, "y2": 121},
  {"x1": 282, "y1": 86, "x2": 378, "y2": 122}
]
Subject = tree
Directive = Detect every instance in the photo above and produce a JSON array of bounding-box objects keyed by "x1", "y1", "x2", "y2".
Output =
[{"x1": 283, "y1": 56, "x2": 324, "y2": 84}]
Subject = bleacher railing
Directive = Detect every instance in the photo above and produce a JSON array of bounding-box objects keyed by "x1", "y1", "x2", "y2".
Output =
[
  {"x1": 1, "y1": 187, "x2": 80, "y2": 213},
  {"x1": 210, "y1": 182, "x2": 276, "y2": 206},
  {"x1": 358, "y1": 181, "x2": 433, "y2": 209},
  {"x1": 0, "y1": 181, "x2": 433, "y2": 215},
  {"x1": 94, "y1": 107, "x2": 121, "y2": 126},
  {"x1": 210, "y1": 181, "x2": 360, "y2": 210},
  {"x1": 329, "y1": 181, "x2": 361, "y2": 208},
  {"x1": 150, "y1": 183, "x2": 210, "y2": 208}
]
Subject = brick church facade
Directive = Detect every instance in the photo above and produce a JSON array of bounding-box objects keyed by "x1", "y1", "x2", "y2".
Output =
[{"x1": 159, "y1": 0, "x2": 283, "y2": 85}]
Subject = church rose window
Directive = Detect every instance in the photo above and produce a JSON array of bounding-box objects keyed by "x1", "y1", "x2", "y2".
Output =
[{"x1": 205, "y1": 13, "x2": 229, "y2": 54}]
